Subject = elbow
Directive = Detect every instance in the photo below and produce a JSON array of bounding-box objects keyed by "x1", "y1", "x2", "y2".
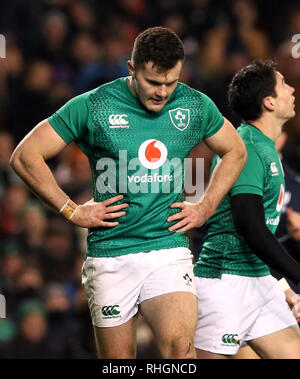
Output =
[
  {"x1": 9, "y1": 149, "x2": 19, "y2": 171},
  {"x1": 9, "y1": 148, "x2": 24, "y2": 174}
]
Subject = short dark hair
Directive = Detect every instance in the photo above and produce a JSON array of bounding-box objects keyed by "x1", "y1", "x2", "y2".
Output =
[
  {"x1": 131, "y1": 26, "x2": 184, "y2": 71},
  {"x1": 228, "y1": 60, "x2": 277, "y2": 122}
]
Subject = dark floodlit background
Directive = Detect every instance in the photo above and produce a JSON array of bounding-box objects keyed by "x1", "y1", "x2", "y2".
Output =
[{"x1": 1, "y1": 0, "x2": 300, "y2": 358}]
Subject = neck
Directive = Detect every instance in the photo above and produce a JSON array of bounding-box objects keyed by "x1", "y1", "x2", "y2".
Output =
[
  {"x1": 127, "y1": 76, "x2": 137, "y2": 97},
  {"x1": 247, "y1": 114, "x2": 284, "y2": 142}
]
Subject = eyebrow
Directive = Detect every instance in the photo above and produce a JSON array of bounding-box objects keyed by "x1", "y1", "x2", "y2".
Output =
[{"x1": 146, "y1": 78, "x2": 178, "y2": 86}]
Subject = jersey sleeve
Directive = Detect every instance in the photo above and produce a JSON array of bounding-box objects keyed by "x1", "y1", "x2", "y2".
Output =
[
  {"x1": 230, "y1": 143, "x2": 265, "y2": 196},
  {"x1": 48, "y1": 93, "x2": 89, "y2": 144},
  {"x1": 201, "y1": 94, "x2": 224, "y2": 139}
]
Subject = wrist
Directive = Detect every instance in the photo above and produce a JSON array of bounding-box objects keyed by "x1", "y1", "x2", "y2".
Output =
[
  {"x1": 59, "y1": 198, "x2": 78, "y2": 220},
  {"x1": 278, "y1": 277, "x2": 290, "y2": 292},
  {"x1": 197, "y1": 197, "x2": 215, "y2": 220}
]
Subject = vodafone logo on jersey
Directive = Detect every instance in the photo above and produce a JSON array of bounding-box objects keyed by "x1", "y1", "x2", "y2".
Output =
[
  {"x1": 276, "y1": 184, "x2": 285, "y2": 212},
  {"x1": 138, "y1": 139, "x2": 168, "y2": 169}
]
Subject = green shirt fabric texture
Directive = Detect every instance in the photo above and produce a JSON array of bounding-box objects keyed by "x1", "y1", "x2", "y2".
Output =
[
  {"x1": 48, "y1": 77, "x2": 224, "y2": 257},
  {"x1": 194, "y1": 124, "x2": 285, "y2": 278}
]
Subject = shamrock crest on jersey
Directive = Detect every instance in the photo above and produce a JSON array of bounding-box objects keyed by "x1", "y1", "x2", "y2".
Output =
[{"x1": 169, "y1": 108, "x2": 190, "y2": 131}]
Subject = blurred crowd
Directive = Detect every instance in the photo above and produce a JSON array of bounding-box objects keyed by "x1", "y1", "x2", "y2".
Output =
[{"x1": 1, "y1": 0, "x2": 300, "y2": 359}]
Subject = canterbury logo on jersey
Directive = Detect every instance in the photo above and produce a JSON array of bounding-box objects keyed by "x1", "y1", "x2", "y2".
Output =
[
  {"x1": 270, "y1": 162, "x2": 279, "y2": 176},
  {"x1": 101, "y1": 305, "x2": 121, "y2": 317},
  {"x1": 108, "y1": 114, "x2": 129, "y2": 128},
  {"x1": 221, "y1": 334, "x2": 240, "y2": 345}
]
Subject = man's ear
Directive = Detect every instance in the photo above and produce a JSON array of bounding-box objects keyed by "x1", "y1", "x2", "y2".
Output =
[
  {"x1": 128, "y1": 60, "x2": 135, "y2": 78},
  {"x1": 263, "y1": 96, "x2": 275, "y2": 111}
]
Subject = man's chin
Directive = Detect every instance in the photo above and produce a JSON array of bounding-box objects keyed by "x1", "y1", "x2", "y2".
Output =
[
  {"x1": 284, "y1": 110, "x2": 296, "y2": 121},
  {"x1": 145, "y1": 101, "x2": 166, "y2": 112}
]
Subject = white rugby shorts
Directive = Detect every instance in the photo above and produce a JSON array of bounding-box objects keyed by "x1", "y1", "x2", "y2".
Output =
[
  {"x1": 82, "y1": 247, "x2": 197, "y2": 327},
  {"x1": 194, "y1": 274, "x2": 298, "y2": 355}
]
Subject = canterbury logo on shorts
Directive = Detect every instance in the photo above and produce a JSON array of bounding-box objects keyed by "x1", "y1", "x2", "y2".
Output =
[
  {"x1": 183, "y1": 273, "x2": 193, "y2": 286},
  {"x1": 101, "y1": 305, "x2": 121, "y2": 318},
  {"x1": 221, "y1": 334, "x2": 240, "y2": 346}
]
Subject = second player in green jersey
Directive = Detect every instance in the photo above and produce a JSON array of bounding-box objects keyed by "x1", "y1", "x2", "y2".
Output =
[
  {"x1": 194, "y1": 60, "x2": 300, "y2": 359},
  {"x1": 194, "y1": 123, "x2": 285, "y2": 278}
]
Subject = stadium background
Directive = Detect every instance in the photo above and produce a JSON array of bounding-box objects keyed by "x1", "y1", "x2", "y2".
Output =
[{"x1": 0, "y1": 0, "x2": 300, "y2": 358}]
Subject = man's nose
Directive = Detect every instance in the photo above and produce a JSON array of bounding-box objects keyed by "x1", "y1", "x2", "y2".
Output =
[
  {"x1": 288, "y1": 84, "x2": 295, "y2": 95},
  {"x1": 156, "y1": 84, "x2": 167, "y2": 98}
]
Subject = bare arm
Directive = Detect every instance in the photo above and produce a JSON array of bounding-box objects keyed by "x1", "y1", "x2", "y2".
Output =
[
  {"x1": 10, "y1": 119, "x2": 70, "y2": 211},
  {"x1": 168, "y1": 118, "x2": 247, "y2": 232},
  {"x1": 10, "y1": 119, "x2": 128, "y2": 227}
]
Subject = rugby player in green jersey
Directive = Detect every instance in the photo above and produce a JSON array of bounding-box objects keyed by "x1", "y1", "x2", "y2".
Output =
[
  {"x1": 10, "y1": 27, "x2": 246, "y2": 358},
  {"x1": 194, "y1": 60, "x2": 300, "y2": 359}
]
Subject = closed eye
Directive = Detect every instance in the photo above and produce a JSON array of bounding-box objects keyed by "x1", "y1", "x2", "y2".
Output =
[{"x1": 146, "y1": 79, "x2": 178, "y2": 86}]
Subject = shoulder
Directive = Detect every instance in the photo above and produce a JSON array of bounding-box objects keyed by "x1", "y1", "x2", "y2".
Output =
[
  {"x1": 86, "y1": 77, "x2": 130, "y2": 106},
  {"x1": 65, "y1": 87, "x2": 99, "y2": 108},
  {"x1": 175, "y1": 82, "x2": 210, "y2": 101},
  {"x1": 239, "y1": 128, "x2": 277, "y2": 178},
  {"x1": 92, "y1": 77, "x2": 126, "y2": 95},
  {"x1": 236, "y1": 127, "x2": 263, "y2": 162},
  {"x1": 64, "y1": 78, "x2": 127, "y2": 109},
  {"x1": 238, "y1": 125, "x2": 267, "y2": 152},
  {"x1": 174, "y1": 82, "x2": 219, "y2": 110}
]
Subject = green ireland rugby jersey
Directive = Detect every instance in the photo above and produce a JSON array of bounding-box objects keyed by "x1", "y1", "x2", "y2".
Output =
[
  {"x1": 48, "y1": 77, "x2": 223, "y2": 257},
  {"x1": 194, "y1": 124, "x2": 285, "y2": 278}
]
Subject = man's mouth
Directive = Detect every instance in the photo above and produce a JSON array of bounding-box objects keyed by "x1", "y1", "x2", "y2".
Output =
[{"x1": 150, "y1": 98, "x2": 164, "y2": 105}]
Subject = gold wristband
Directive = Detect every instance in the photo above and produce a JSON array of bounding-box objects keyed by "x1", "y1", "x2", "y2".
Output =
[{"x1": 59, "y1": 199, "x2": 78, "y2": 220}]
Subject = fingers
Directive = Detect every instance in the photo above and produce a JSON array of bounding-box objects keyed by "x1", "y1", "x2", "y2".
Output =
[
  {"x1": 168, "y1": 219, "x2": 189, "y2": 232},
  {"x1": 169, "y1": 219, "x2": 194, "y2": 233},
  {"x1": 97, "y1": 196, "x2": 129, "y2": 226},
  {"x1": 100, "y1": 221, "x2": 120, "y2": 227},
  {"x1": 170, "y1": 202, "x2": 185, "y2": 209},
  {"x1": 168, "y1": 202, "x2": 195, "y2": 232},
  {"x1": 76, "y1": 195, "x2": 129, "y2": 228},
  {"x1": 102, "y1": 195, "x2": 125, "y2": 206},
  {"x1": 102, "y1": 199, "x2": 128, "y2": 220},
  {"x1": 174, "y1": 225, "x2": 192, "y2": 233},
  {"x1": 104, "y1": 211, "x2": 126, "y2": 219},
  {"x1": 167, "y1": 202, "x2": 186, "y2": 223},
  {"x1": 105, "y1": 203, "x2": 129, "y2": 212},
  {"x1": 167, "y1": 211, "x2": 184, "y2": 223}
]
